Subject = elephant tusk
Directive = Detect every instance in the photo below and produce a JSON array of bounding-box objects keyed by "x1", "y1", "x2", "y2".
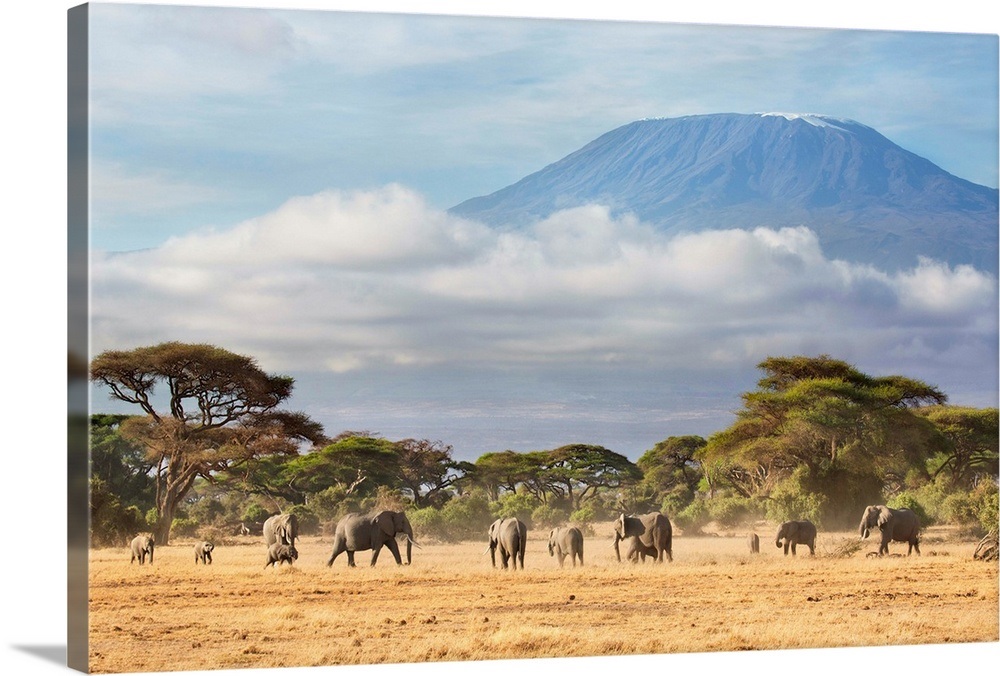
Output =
[{"x1": 405, "y1": 535, "x2": 423, "y2": 549}]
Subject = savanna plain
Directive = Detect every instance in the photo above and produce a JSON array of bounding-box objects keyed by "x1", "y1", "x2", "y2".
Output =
[{"x1": 87, "y1": 523, "x2": 999, "y2": 674}]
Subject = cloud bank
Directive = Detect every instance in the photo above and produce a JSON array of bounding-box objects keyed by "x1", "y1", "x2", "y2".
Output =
[{"x1": 91, "y1": 185, "x2": 997, "y2": 387}]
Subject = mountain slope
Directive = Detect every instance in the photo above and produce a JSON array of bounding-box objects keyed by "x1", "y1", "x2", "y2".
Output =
[{"x1": 449, "y1": 113, "x2": 998, "y2": 272}]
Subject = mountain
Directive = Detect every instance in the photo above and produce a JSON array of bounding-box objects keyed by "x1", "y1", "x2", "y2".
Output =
[{"x1": 449, "y1": 113, "x2": 999, "y2": 272}]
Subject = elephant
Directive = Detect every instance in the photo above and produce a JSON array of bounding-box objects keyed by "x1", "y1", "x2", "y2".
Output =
[
  {"x1": 748, "y1": 532, "x2": 760, "y2": 554},
  {"x1": 547, "y1": 526, "x2": 584, "y2": 567},
  {"x1": 625, "y1": 537, "x2": 659, "y2": 563},
  {"x1": 858, "y1": 505, "x2": 921, "y2": 556},
  {"x1": 775, "y1": 520, "x2": 817, "y2": 556},
  {"x1": 265, "y1": 543, "x2": 298, "y2": 568},
  {"x1": 487, "y1": 517, "x2": 527, "y2": 570},
  {"x1": 193, "y1": 541, "x2": 214, "y2": 565},
  {"x1": 129, "y1": 534, "x2": 154, "y2": 565},
  {"x1": 326, "y1": 510, "x2": 419, "y2": 568},
  {"x1": 613, "y1": 512, "x2": 672, "y2": 563},
  {"x1": 263, "y1": 513, "x2": 298, "y2": 548}
]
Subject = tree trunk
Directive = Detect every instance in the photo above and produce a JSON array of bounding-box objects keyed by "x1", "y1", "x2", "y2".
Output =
[{"x1": 973, "y1": 529, "x2": 998, "y2": 562}]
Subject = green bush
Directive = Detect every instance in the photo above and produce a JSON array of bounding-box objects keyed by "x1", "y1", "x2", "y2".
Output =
[
  {"x1": 407, "y1": 506, "x2": 445, "y2": 540},
  {"x1": 659, "y1": 486, "x2": 695, "y2": 520},
  {"x1": 435, "y1": 491, "x2": 494, "y2": 541},
  {"x1": 939, "y1": 492, "x2": 976, "y2": 525},
  {"x1": 569, "y1": 505, "x2": 598, "y2": 524},
  {"x1": 766, "y1": 478, "x2": 826, "y2": 526},
  {"x1": 241, "y1": 503, "x2": 271, "y2": 525},
  {"x1": 707, "y1": 496, "x2": 752, "y2": 527},
  {"x1": 491, "y1": 491, "x2": 540, "y2": 525},
  {"x1": 974, "y1": 480, "x2": 999, "y2": 534},
  {"x1": 674, "y1": 499, "x2": 709, "y2": 533},
  {"x1": 171, "y1": 517, "x2": 199, "y2": 538},
  {"x1": 287, "y1": 504, "x2": 320, "y2": 535},
  {"x1": 887, "y1": 492, "x2": 931, "y2": 526},
  {"x1": 531, "y1": 504, "x2": 569, "y2": 528}
]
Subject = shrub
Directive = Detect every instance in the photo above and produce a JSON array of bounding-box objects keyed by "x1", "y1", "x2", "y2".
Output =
[
  {"x1": 975, "y1": 480, "x2": 999, "y2": 534},
  {"x1": 939, "y1": 492, "x2": 976, "y2": 525},
  {"x1": 659, "y1": 486, "x2": 695, "y2": 520},
  {"x1": 707, "y1": 496, "x2": 753, "y2": 528},
  {"x1": 491, "y1": 492, "x2": 539, "y2": 525},
  {"x1": 569, "y1": 505, "x2": 598, "y2": 524},
  {"x1": 407, "y1": 506, "x2": 446, "y2": 541},
  {"x1": 887, "y1": 492, "x2": 931, "y2": 526},
  {"x1": 766, "y1": 479, "x2": 826, "y2": 526},
  {"x1": 531, "y1": 504, "x2": 569, "y2": 528},
  {"x1": 241, "y1": 503, "x2": 271, "y2": 525},
  {"x1": 436, "y1": 491, "x2": 494, "y2": 541},
  {"x1": 287, "y1": 504, "x2": 320, "y2": 535},
  {"x1": 674, "y1": 499, "x2": 709, "y2": 533},
  {"x1": 171, "y1": 517, "x2": 199, "y2": 538}
]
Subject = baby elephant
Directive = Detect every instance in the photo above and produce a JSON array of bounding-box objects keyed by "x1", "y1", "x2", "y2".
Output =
[
  {"x1": 548, "y1": 526, "x2": 584, "y2": 567},
  {"x1": 130, "y1": 534, "x2": 155, "y2": 565},
  {"x1": 265, "y1": 543, "x2": 298, "y2": 568},
  {"x1": 193, "y1": 541, "x2": 214, "y2": 565}
]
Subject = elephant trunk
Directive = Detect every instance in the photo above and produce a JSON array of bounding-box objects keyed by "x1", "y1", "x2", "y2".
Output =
[
  {"x1": 612, "y1": 532, "x2": 622, "y2": 562},
  {"x1": 404, "y1": 525, "x2": 413, "y2": 565}
]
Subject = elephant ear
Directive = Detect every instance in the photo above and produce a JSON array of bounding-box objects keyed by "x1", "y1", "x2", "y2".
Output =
[
  {"x1": 877, "y1": 508, "x2": 891, "y2": 527},
  {"x1": 373, "y1": 512, "x2": 395, "y2": 537}
]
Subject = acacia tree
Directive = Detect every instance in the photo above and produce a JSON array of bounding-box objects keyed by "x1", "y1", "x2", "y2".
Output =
[
  {"x1": 917, "y1": 406, "x2": 999, "y2": 487},
  {"x1": 542, "y1": 444, "x2": 642, "y2": 511},
  {"x1": 699, "y1": 355, "x2": 947, "y2": 525},
  {"x1": 90, "y1": 342, "x2": 327, "y2": 544},
  {"x1": 394, "y1": 438, "x2": 474, "y2": 507}
]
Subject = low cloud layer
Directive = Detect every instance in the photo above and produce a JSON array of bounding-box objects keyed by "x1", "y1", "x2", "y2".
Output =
[{"x1": 92, "y1": 184, "x2": 996, "y2": 376}]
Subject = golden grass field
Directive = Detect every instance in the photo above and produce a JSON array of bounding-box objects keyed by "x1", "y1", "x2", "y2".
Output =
[{"x1": 87, "y1": 522, "x2": 999, "y2": 674}]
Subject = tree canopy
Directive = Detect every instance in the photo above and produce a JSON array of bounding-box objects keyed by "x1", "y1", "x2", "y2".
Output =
[
  {"x1": 699, "y1": 355, "x2": 949, "y2": 526},
  {"x1": 90, "y1": 342, "x2": 327, "y2": 543}
]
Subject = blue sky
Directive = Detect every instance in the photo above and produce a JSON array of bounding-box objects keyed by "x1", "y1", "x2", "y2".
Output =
[
  {"x1": 88, "y1": 3, "x2": 999, "y2": 252},
  {"x1": 84, "y1": 0, "x2": 999, "y2": 461}
]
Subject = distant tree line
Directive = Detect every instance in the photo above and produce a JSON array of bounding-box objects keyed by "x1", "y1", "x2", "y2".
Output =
[{"x1": 88, "y1": 344, "x2": 998, "y2": 546}]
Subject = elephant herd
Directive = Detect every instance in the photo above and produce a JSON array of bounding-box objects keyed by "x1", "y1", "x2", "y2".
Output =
[{"x1": 126, "y1": 504, "x2": 924, "y2": 569}]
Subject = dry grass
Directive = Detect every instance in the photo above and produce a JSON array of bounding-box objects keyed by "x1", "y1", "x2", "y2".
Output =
[{"x1": 86, "y1": 523, "x2": 999, "y2": 673}]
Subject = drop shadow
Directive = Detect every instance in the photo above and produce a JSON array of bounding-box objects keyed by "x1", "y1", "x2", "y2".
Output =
[{"x1": 11, "y1": 644, "x2": 66, "y2": 666}]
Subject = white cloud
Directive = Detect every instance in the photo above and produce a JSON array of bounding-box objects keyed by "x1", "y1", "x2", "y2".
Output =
[{"x1": 90, "y1": 186, "x2": 998, "y2": 384}]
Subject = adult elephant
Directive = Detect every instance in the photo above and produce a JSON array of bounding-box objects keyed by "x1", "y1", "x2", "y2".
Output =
[
  {"x1": 263, "y1": 513, "x2": 298, "y2": 549},
  {"x1": 326, "y1": 510, "x2": 418, "y2": 567},
  {"x1": 547, "y1": 526, "x2": 584, "y2": 567},
  {"x1": 613, "y1": 512, "x2": 672, "y2": 563},
  {"x1": 858, "y1": 505, "x2": 921, "y2": 556},
  {"x1": 487, "y1": 517, "x2": 527, "y2": 570},
  {"x1": 775, "y1": 520, "x2": 817, "y2": 556}
]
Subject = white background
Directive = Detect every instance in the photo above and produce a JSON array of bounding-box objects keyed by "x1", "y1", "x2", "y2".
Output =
[{"x1": 2, "y1": 1, "x2": 998, "y2": 675}]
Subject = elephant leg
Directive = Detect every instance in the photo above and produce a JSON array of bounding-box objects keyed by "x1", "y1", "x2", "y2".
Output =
[
  {"x1": 347, "y1": 550, "x2": 357, "y2": 567},
  {"x1": 370, "y1": 544, "x2": 382, "y2": 566},
  {"x1": 783, "y1": 542, "x2": 789, "y2": 556},
  {"x1": 500, "y1": 549, "x2": 509, "y2": 569},
  {"x1": 383, "y1": 538, "x2": 402, "y2": 565},
  {"x1": 791, "y1": 542, "x2": 797, "y2": 556},
  {"x1": 556, "y1": 551, "x2": 564, "y2": 568},
  {"x1": 327, "y1": 542, "x2": 344, "y2": 566}
]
